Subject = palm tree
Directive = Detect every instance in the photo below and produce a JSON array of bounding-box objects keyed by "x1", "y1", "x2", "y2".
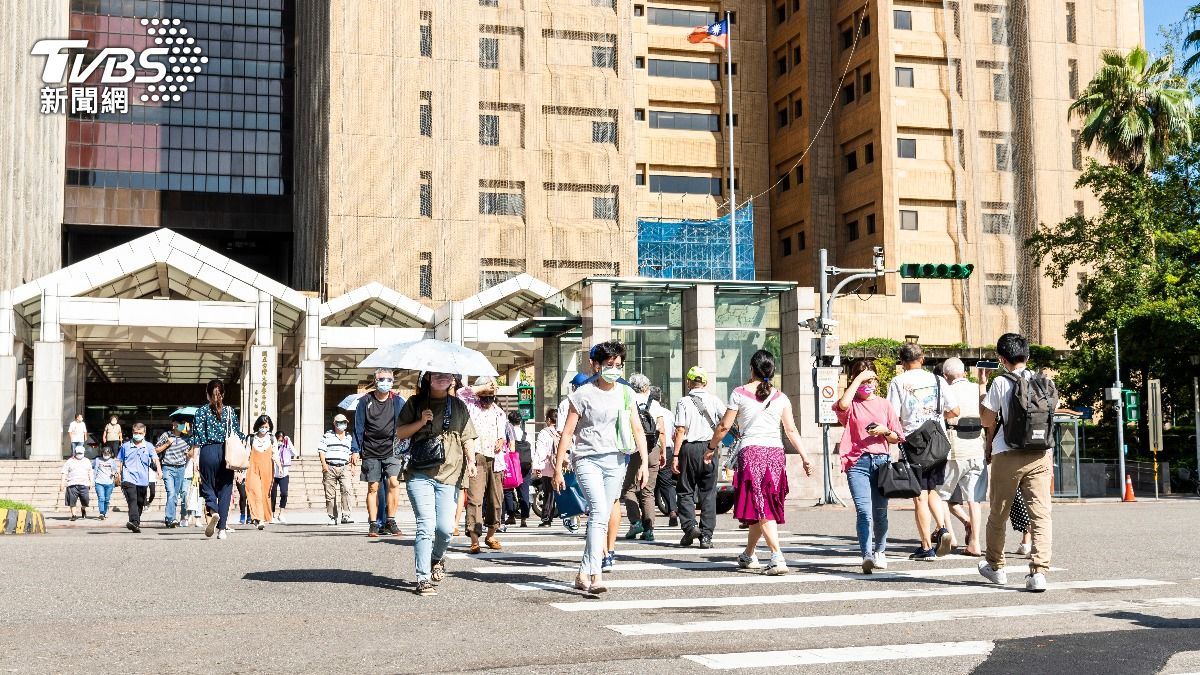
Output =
[
  {"x1": 1182, "y1": 3, "x2": 1200, "y2": 74},
  {"x1": 1069, "y1": 46, "x2": 1193, "y2": 173}
]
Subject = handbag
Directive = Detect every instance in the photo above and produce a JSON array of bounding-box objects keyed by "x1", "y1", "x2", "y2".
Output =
[
  {"x1": 727, "y1": 388, "x2": 780, "y2": 470},
  {"x1": 502, "y1": 450, "x2": 523, "y2": 489},
  {"x1": 408, "y1": 399, "x2": 452, "y2": 471},
  {"x1": 876, "y1": 448, "x2": 922, "y2": 499},
  {"x1": 554, "y1": 471, "x2": 587, "y2": 518},
  {"x1": 223, "y1": 408, "x2": 250, "y2": 471}
]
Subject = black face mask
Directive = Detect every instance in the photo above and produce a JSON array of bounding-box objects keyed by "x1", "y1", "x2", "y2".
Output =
[{"x1": 479, "y1": 396, "x2": 496, "y2": 405}]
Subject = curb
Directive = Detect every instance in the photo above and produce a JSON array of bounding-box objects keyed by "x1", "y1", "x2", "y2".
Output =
[{"x1": 0, "y1": 508, "x2": 47, "y2": 534}]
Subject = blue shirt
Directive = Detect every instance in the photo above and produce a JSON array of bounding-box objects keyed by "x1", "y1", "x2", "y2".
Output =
[{"x1": 117, "y1": 441, "x2": 156, "y2": 486}]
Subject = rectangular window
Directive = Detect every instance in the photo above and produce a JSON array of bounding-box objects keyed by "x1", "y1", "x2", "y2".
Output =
[
  {"x1": 990, "y1": 17, "x2": 1006, "y2": 44},
  {"x1": 634, "y1": 4, "x2": 643, "y2": 17},
  {"x1": 798, "y1": 231, "x2": 806, "y2": 250},
  {"x1": 635, "y1": 172, "x2": 646, "y2": 186},
  {"x1": 897, "y1": 138, "x2": 916, "y2": 158},
  {"x1": 900, "y1": 209, "x2": 918, "y2": 230},
  {"x1": 1068, "y1": 59, "x2": 1079, "y2": 99},
  {"x1": 845, "y1": 151, "x2": 858, "y2": 173},
  {"x1": 861, "y1": 72, "x2": 872, "y2": 94},
  {"x1": 867, "y1": 214, "x2": 876, "y2": 234},
  {"x1": 419, "y1": 252, "x2": 432, "y2": 298},
  {"x1": 647, "y1": 7, "x2": 717, "y2": 27},
  {"x1": 593, "y1": 196, "x2": 617, "y2": 220},
  {"x1": 796, "y1": 164, "x2": 804, "y2": 183},
  {"x1": 1066, "y1": 2, "x2": 1076, "y2": 43},
  {"x1": 726, "y1": 113, "x2": 739, "y2": 127},
  {"x1": 902, "y1": 282, "x2": 922, "y2": 303},
  {"x1": 1071, "y1": 129, "x2": 1082, "y2": 169},
  {"x1": 479, "y1": 192, "x2": 524, "y2": 216},
  {"x1": 479, "y1": 114, "x2": 499, "y2": 146},
  {"x1": 479, "y1": 37, "x2": 499, "y2": 69},
  {"x1": 591, "y1": 0, "x2": 614, "y2": 7},
  {"x1": 592, "y1": 120, "x2": 617, "y2": 144},
  {"x1": 480, "y1": 0, "x2": 498, "y2": 5},
  {"x1": 777, "y1": 55, "x2": 788, "y2": 77},
  {"x1": 1075, "y1": 200, "x2": 1085, "y2": 216},
  {"x1": 794, "y1": 99, "x2": 803, "y2": 118},
  {"x1": 982, "y1": 212, "x2": 1013, "y2": 233},
  {"x1": 843, "y1": 82, "x2": 856, "y2": 105},
  {"x1": 847, "y1": 220, "x2": 860, "y2": 241},
  {"x1": 648, "y1": 59, "x2": 719, "y2": 80},
  {"x1": 986, "y1": 285, "x2": 1013, "y2": 305},
  {"x1": 863, "y1": 15, "x2": 871, "y2": 35},
  {"x1": 896, "y1": 67, "x2": 914, "y2": 88},
  {"x1": 634, "y1": 109, "x2": 645, "y2": 121},
  {"x1": 648, "y1": 174, "x2": 722, "y2": 195},
  {"x1": 419, "y1": 91, "x2": 432, "y2": 137},
  {"x1": 635, "y1": 56, "x2": 645, "y2": 69},
  {"x1": 793, "y1": 46, "x2": 802, "y2": 66},
  {"x1": 779, "y1": 173, "x2": 791, "y2": 191},
  {"x1": 419, "y1": 13, "x2": 432, "y2": 57},
  {"x1": 649, "y1": 111, "x2": 720, "y2": 131},
  {"x1": 782, "y1": 236, "x2": 792, "y2": 256},
  {"x1": 864, "y1": 142, "x2": 874, "y2": 164},
  {"x1": 842, "y1": 28, "x2": 854, "y2": 50},
  {"x1": 777, "y1": 107, "x2": 789, "y2": 128},
  {"x1": 776, "y1": 4, "x2": 786, "y2": 25},
  {"x1": 419, "y1": 171, "x2": 432, "y2": 217},
  {"x1": 995, "y1": 143, "x2": 1011, "y2": 171},
  {"x1": 993, "y1": 73, "x2": 1009, "y2": 102},
  {"x1": 592, "y1": 45, "x2": 616, "y2": 69},
  {"x1": 894, "y1": 9, "x2": 912, "y2": 30}
]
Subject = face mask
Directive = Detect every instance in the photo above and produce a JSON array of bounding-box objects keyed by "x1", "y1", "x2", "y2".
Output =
[
  {"x1": 376, "y1": 379, "x2": 393, "y2": 393},
  {"x1": 601, "y1": 366, "x2": 623, "y2": 383},
  {"x1": 431, "y1": 375, "x2": 454, "y2": 390},
  {"x1": 132, "y1": 434, "x2": 144, "y2": 443},
  {"x1": 257, "y1": 428, "x2": 269, "y2": 436},
  {"x1": 856, "y1": 384, "x2": 876, "y2": 399},
  {"x1": 335, "y1": 422, "x2": 348, "y2": 431},
  {"x1": 479, "y1": 396, "x2": 495, "y2": 405},
  {"x1": 103, "y1": 452, "x2": 112, "y2": 459}
]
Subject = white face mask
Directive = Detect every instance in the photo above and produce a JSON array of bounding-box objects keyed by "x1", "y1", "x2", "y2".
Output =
[
  {"x1": 600, "y1": 366, "x2": 623, "y2": 384},
  {"x1": 257, "y1": 428, "x2": 269, "y2": 436}
]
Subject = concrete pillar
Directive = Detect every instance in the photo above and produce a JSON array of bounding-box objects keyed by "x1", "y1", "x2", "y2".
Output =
[
  {"x1": 532, "y1": 340, "x2": 546, "y2": 426},
  {"x1": 683, "y1": 284, "x2": 717, "y2": 376},
  {"x1": 298, "y1": 297, "x2": 324, "y2": 456},
  {"x1": 62, "y1": 339, "x2": 80, "y2": 428},
  {"x1": 15, "y1": 347, "x2": 28, "y2": 458},
  {"x1": 580, "y1": 281, "x2": 611, "y2": 365},
  {"x1": 780, "y1": 287, "x2": 821, "y2": 447},
  {"x1": 0, "y1": 290, "x2": 18, "y2": 458},
  {"x1": 31, "y1": 288, "x2": 65, "y2": 460}
]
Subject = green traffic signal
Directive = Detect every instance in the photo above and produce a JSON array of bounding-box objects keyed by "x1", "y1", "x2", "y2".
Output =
[
  {"x1": 1122, "y1": 389, "x2": 1140, "y2": 423},
  {"x1": 899, "y1": 263, "x2": 975, "y2": 279}
]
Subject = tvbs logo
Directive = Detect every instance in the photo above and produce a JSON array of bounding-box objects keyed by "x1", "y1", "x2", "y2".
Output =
[{"x1": 32, "y1": 18, "x2": 205, "y2": 113}]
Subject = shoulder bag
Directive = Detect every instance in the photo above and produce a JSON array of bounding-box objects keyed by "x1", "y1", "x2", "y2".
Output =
[
  {"x1": 408, "y1": 399, "x2": 453, "y2": 471},
  {"x1": 223, "y1": 407, "x2": 250, "y2": 471},
  {"x1": 875, "y1": 448, "x2": 922, "y2": 499},
  {"x1": 727, "y1": 388, "x2": 779, "y2": 470}
]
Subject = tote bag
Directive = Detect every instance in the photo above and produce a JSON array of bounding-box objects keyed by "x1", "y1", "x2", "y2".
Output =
[
  {"x1": 501, "y1": 450, "x2": 524, "y2": 489},
  {"x1": 223, "y1": 407, "x2": 250, "y2": 471},
  {"x1": 554, "y1": 472, "x2": 587, "y2": 518}
]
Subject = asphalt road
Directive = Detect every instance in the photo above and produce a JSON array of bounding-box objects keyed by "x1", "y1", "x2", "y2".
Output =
[{"x1": 1, "y1": 499, "x2": 1198, "y2": 674}]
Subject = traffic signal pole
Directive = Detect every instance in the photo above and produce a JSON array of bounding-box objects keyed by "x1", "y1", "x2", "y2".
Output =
[{"x1": 1113, "y1": 329, "x2": 1126, "y2": 495}]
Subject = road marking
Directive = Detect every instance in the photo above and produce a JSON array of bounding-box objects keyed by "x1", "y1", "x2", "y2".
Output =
[
  {"x1": 446, "y1": 545, "x2": 936, "y2": 561},
  {"x1": 606, "y1": 595, "x2": 1200, "y2": 636},
  {"x1": 556, "y1": 578, "x2": 1168, "y2": 612},
  {"x1": 470, "y1": 555, "x2": 979, "y2": 574},
  {"x1": 451, "y1": 536, "x2": 843, "y2": 550},
  {"x1": 506, "y1": 566, "x2": 1068, "y2": 591},
  {"x1": 683, "y1": 640, "x2": 995, "y2": 670}
]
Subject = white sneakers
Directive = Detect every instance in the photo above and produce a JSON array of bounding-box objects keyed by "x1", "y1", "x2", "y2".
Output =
[
  {"x1": 276, "y1": 513, "x2": 287, "y2": 524},
  {"x1": 976, "y1": 559, "x2": 1008, "y2": 585},
  {"x1": 1025, "y1": 573, "x2": 1047, "y2": 592},
  {"x1": 217, "y1": 529, "x2": 227, "y2": 540},
  {"x1": 737, "y1": 553, "x2": 763, "y2": 570},
  {"x1": 873, "y1": 551, "x2": 888, "y2": 570},
  {"x1": 257, "y1": 521, "x2": 266, "y2": 530},
  {"x1": 1017, "y1": 542, "x2": 1032, "y2": 556},
  {"x1": 862, "y1": 552, "x2": 889, "y2": 574}
]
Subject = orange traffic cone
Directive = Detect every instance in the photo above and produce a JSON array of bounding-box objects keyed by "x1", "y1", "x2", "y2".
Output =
[{"x1": 1122, "y1": 474, "x2": 1136, "y2": 502}]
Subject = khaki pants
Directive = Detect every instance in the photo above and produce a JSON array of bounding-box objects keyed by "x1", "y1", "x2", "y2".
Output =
[
  {"x1": 622, "y1": 447, "x2": 660, "y2": 528},
  {"x1": 467, "y1": 455, "x2": 503, "y2": 534},
  {"x1": 985, "y1": 449, "x2": 1053, "y2": 575},
  {"x1": 322, "y1": 465, "x2": 354, "y2": 518}
]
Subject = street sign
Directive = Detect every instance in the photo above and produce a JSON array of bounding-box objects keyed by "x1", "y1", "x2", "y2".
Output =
[
  {"x1": 815, "y1": 367, "x2": 841, "y2": 425},
  {"x1": 1148, "y1": 379, "x2": 1162, "y2": 499}
]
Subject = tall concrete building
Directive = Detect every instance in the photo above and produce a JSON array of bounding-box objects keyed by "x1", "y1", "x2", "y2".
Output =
[
  {"x1": 294, "y1": 0, "x2": 771, "y2": 301},
  {"x1": 767, "y1": 0, "x2": 1143, "y2": 348}
]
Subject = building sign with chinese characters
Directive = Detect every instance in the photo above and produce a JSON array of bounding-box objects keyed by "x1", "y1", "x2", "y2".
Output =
[{"x1": 31, "y1": 17, "x2": 206, "y2": 115}]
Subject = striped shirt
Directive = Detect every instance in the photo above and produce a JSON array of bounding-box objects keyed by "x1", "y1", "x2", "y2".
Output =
[
  {"x1": 317, "y1": 430, "x2": 354, "y2": 465},
  {"x1": 156, "y1": 432, "x2": 191, "y2": 466}
]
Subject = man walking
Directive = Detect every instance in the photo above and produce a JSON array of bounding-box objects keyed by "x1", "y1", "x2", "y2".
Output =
[
  {"x1": 353, "y1": 368, "x2": 406, "y2": 537},
  {"x1": 977, "y1": 333, "x2": 1057, "y2": 592},
  {"x1": 672, "y1": 366, "x2": 726, "y2": 548},
  {"x1": 623, "y1": 374, "x2": 665, "y2": 542},
  {"x1": 459, "y1": 376, "x2": 508, "y2": 553},
  {"x1": 887, "y1": 342, "x2": 958, "y2": 560},
  {"x1": 60, "y1": 446, "x2": 93, "y2": 520},
  {"x1": 67, "y1": 413, "x2": 88, "y2": 456},
  {"x1": 115, "y1": 423, "x2": 160, "y2": 533},
  {"x1": 939, "y1": 358, "x2": 987, "y2": 556},
  {"x1": 318, "y1": 412, "x2": 357, "y2": 525},
  {"x1": 155, "y1": 419, "x2": 192, "y2": 528}
]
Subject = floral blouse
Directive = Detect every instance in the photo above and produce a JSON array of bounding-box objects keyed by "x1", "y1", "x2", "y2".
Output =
[{"x1": 190, "y1": 405, "x2": 246, "y2": 447}]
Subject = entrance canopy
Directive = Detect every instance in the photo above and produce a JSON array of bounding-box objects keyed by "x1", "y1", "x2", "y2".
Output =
[{"x1": 318, "y1": 282, "x2": 435, "y2": 385}]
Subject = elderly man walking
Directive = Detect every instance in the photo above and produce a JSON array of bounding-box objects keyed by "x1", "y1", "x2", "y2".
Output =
[
  {"x1": 319, "y1": 412, "x2": 358, "y2": 525},
  {"x1": 115, "y1": 423, "x2": 160, "y2": 533},
  {"x1": 672, "y1": 366, "x2": 726, "y2": 549},
  {"x1": 938, "y1": 358, "x2": 988, "y2": 556},
  {"x1": 459, "y1": 376, "x2": 508, "y2": 553},
  {"x1": 353, "y1": 367, "x2": 406, "y2": 537}
]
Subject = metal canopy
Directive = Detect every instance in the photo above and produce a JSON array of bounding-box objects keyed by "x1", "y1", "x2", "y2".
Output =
[{"x1": 505, "y1": 316, "x2": 582, "y2": 339}]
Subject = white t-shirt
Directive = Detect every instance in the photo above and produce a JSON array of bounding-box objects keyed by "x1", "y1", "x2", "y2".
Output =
[
  {"x1": 658, "y1": 404, "x2": 675, "y2": 449},
  {"x1": 555, "y1": 397, "x2": 570, "y2": 433},
  {"x1": 947, "y1": 378, "x2": 985, "y2": 461},
  {"x1": 887, "y1": 368, "x2": 956, "y2": 436},
  {"x1": 68, "y1": 421, "x2": 87, "y2": 443},
  {"x1": 674, "y1": 389, "x2": 726, "y2": 444},
  {"x1": 533, "y1": 426, "x2": 559, "y2": 473},
  {"x1": 728, "y1": 386, "x2": 788, "y2": 448},
  {"x1": 568, "y1": 382, "x2": 636, "y2": 458},
  {"x1": 981, "y1": 367, "x2": 1046, "y2": 454},
  {"x1": 61, "y1": 457, "x2": 92, "y2": 486}
]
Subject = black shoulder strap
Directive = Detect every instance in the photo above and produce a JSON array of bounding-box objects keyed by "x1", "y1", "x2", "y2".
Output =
[{"x1": 689, "y1": 393, "x2": 719, "y2": 430}]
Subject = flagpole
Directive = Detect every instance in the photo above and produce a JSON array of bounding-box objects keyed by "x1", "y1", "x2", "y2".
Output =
[{"x1": 724, "y1": 10, "x2": 736, "y2": 280}]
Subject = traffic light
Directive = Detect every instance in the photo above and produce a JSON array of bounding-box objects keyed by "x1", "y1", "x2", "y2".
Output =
[
  {"x1": 899, "y1": 263, "x2": 975, "y2": 279},
  {"x1": 1122, "y1": 389, "x2": 1140, "y2": 423}
]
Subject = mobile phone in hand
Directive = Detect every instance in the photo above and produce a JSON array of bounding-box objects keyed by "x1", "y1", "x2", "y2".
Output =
[
  {"x1": 976, "y1": 360, "x2": 999, "y2": 369},
  {"x1": 865, "y1": 422, "x2": 879, "y2": 433}
]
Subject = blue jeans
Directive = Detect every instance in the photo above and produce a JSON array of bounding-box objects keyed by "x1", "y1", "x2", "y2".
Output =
[
  {"x1": 162, "y1": 464, "x2": 187, "y2": 522},
  {"x1": 95, "y1": 482, "x2": 114, "y2": 515},
  {"x1": 847, "y1": 453, "x2": 890, "y2": 559},
  {"x1": 573, "y1": 452, "x2": 627, "y2": 576},
  {"x1": 406, "y1": 474, "x2": 459, "y2": 582}
]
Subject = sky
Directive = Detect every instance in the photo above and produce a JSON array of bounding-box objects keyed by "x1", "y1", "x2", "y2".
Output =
[{"x1": 1146, "y1": 0, "x2": 1191, "y2": 56}]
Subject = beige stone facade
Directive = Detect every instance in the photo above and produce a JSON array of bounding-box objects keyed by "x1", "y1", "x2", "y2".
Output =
[{"x1": 766, "y1": 0, "x2": 1143, "y2": 348}]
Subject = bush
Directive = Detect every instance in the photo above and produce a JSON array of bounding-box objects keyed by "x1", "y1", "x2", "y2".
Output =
[{"x1": 0, "y1": 499, "x2": 38, "y2": 512}]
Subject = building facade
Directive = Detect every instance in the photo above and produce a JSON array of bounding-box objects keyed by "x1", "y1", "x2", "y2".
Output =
[{"x1": 766, "y1": 0, "x2": 1143, "y2": 348}]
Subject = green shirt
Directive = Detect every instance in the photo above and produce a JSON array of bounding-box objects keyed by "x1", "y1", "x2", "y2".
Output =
[{"x1": 401, "y1": 395, "x2": 478, "y2": 487}]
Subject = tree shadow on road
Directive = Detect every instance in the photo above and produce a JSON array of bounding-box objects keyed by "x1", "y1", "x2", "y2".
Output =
[{"x1": 243, "y1": 568, "x2": 410, "y2": 592}]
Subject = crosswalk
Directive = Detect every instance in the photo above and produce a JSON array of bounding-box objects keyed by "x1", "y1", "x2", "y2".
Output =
[{"x1": 451, "y1": 519, "x2": 1200, "y2": 671}]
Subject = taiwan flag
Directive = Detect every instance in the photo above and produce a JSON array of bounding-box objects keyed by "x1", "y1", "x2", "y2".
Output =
[{"x1": 688, "y1": 19, "x2": 729, "y2": 49}]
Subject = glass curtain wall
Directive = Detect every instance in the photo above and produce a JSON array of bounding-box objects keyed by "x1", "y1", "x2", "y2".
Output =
[
  {"x1": 714, "y1": 292, "x2": 781, "y2": 403},
  {"x1": 611, "y1": 289, "x2": 684, "y2": 404}
]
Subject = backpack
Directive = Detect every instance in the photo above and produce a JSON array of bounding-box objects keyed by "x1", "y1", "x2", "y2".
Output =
[
  {"x1": 998, "y1": 371, "x2": 1059, "y2": 450},
  {"x1": 515, "y1": 428, "x2": 532, "y2": 463},
  {"x1": 636, "y1": 402, "x2": 659, "y2": 450},
  {"x1": 898, "y1": 375, "x2": 951, "y2": 469}
]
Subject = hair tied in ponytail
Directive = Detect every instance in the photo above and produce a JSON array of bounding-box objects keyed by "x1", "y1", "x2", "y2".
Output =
[{"x1": 750, "y1": 349, "x2": 776, "y2": 402}]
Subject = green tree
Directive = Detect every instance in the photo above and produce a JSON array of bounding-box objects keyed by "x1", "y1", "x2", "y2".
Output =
[
  {"x1": 1069, "y1": 46, "x2": 1193, "y2": 173},
  {"x1": 1183, "y1": 3, "x2": 1200, "y2": 74}
]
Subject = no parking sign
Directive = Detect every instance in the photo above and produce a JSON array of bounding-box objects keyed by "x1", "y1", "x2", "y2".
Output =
[{"x1": 815, "y1": 367, "x2": 841, "y2": 425}]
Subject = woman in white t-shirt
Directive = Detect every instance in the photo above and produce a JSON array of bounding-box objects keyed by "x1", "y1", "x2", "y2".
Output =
[
  {"x1": 708, "y1": 350, "x2": 812, "y2": 575},
  {"x1": 553, "y1": 340, "x2": 648, "y2": 594}
]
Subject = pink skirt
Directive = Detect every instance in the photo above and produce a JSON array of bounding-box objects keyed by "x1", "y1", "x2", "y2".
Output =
[{"x1": 733, "y1": 445, "x2": 789, "y2": 525}]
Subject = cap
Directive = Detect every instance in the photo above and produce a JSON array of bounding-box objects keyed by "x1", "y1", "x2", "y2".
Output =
[
  {"x1": 569, "y1": 373, "x2": 591, "y2": 388},
  {"x1": 333, "y1": 413, "x2": 349, "y2": 423},
  {"x1": 686, "y1": 366, "x2": 708, "y2": 383},
  {"x1": 73, "y1": 446, "x2": 85, "y2": 455}
]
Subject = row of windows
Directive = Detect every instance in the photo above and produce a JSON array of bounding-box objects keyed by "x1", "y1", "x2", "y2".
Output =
[
  {"x1": 473, "y1": 115, "x2": 614, "y2": 146},
  {"x1": 419, "y1": 183, "x2": 617, "y2": 220},
  {"x1": 160, "y1": 74, "x2": 282, "y2": 98},
  {"x1": 87, "y1": 107, "x2": 283, "y2": 131},
  {"x1": 902, "y1": 283, "x2": 1013, "y2": 305},
  {"x1": 891, "y1": 3, "x2": 1076, "y2": 44},
  {"x1": 780, "y1": 208, "x2": 1015, "y2": 259},
  {"x1": 648, "y1": 58, "x2": 720, "y2": 81},
  {"x1": 776, "y1": 98, "x2": 802, "y2": 129},
  {"x1": 845, "y1": 143, "x2": 875, "y2": 173},
  {"x1": 647, "y1": 7, "x2": 717, "y2": 27},
  {"x1": 66, "y1": 169, "x2": 284, "y2": 195},
  {"x1": 79, "y1": 0, "x2": 285, "y2": 25},
  {"x1": 648, "y1": 174, "x2": 722, "y2": 195},
  {"x1": 649, "y1": 111, "x2": 719, "y2": 131}
]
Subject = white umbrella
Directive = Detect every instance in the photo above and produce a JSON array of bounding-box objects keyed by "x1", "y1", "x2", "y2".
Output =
[
  {"x1": 336, "y1": 394, "x2": 362, "y2": 410},
  {"x1": 357, "y1": 339, "x2": 499, "y2": 377}
]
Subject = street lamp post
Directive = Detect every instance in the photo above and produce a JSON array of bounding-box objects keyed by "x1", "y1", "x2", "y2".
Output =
[{"x1": 1192, "y1": 355, "x2": 1200, "y2": 484}]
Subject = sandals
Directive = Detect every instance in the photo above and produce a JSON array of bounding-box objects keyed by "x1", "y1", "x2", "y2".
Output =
[
  {"x1": 574, "y1": 576, "x2": 608, "y2": 595},
  {"x1": 468, "y1": 542, "x2": 482, "y2": 554},
  {"x1": 484, "y1": 537, "x2": 503, "y2": 551}
]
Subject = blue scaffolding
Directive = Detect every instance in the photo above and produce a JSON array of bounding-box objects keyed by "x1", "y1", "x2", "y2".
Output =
[{"x1": 636, "y1": 204, "x2": 754, "y2": 280}]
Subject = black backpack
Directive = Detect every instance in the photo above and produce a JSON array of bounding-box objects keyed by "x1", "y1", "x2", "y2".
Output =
[
  {"x1": 515, "y1": 428, "x2": 532, "y2": 463},
  {"x1": 999, "y1": 371, "x2": 1059, "y2": 451},
  {"x1": 899, "y1": 374, "x2": 951, "y2": 469},
  {"x1": 636, "y1": 402, "x2": 659, "y2": 450}
]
